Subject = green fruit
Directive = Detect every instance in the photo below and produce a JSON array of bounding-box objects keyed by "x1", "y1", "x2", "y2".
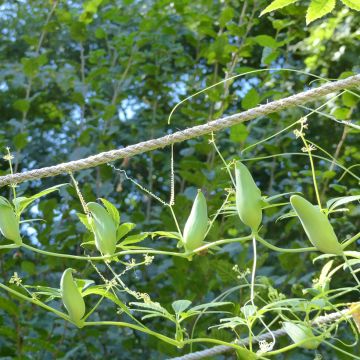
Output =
[
  {"x1": 183, "y1": 190, "x2": 208, "y2": 252},
  {"x1": 87, "y1": 202, "x2": 117, "y2": 256},
  {"x1": 0, "y1": 197, "x2": 22, "y2": 245},
  {"x1": 290, "y1": 195, "x2": 342, "y2": 255},
  {"x1": 235, "y1": 162, "x2": 262, "y2": 232},
  {"x1": 60, "y1": 268, "x2": 85, "y2": 327}
]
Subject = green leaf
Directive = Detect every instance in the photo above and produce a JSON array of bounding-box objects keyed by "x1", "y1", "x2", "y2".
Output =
[
  {"x1": 120, "y1": 233, "x2": 149, "y2": 246},
  {"x1": 340, "y1": 0, "x2": 360, "y2": 10},
  {"x1": 283, "y1": 322, "x2": 320, "y2": 349},
  {"x1": 130, "y1": 301, "x2": 169, "y2": 315},
  {"x1": 172, "y1": 300, "x2": 192, "y2": 314},
  {"x1": 82, "y1": 286, "x2": 131, "y2": 315},
  {"x1": 99, "y1": 198, "x2": 120, "y2": 227},
  {"x1": 219, "y1": 7, "x2": 234, "y2": 27},
  {"x1": 342, "y1": 92, "x2": 358, "y2": 107},
  {"x1": 306, "y1": 0, "x2": 336, "y2": 24},
  {"x1": 12, "y1": 184, "x2": 67, "y2": 215},
  {"x1": 77, "y1": 213, "x2": 93, "y2": 231},
  {"x1": 25, "y1": 285, "x2": 61, "y2": 298},
  {"x1": 75, "y1": 279, "x2": 95, "y2": 292},
  {"x1": 190, "y1": 302, "x2": 232, "y2": 312},
  {"x1": 236, "y1": 347, "x2": 258, "y2": 360},
  {"x1": 116, "y1": 223, "x2": 136, "y2": 241},
  {"x1": 241, "y1": 88, "x2": 260, "y2": 110},
  {"x1": 13, "y1": 99, "x2": 30, "y2": 113},
  {"x1": 80, "y1": 240, "x2": 96, "y2": 249},
  {"x1": 151, "y1": 231, "x2": 181, "y2": 240},
  {"x1": 327, "y1": 195, "x2": 360, "y2": 210},
  {"x1": 13, "y1": 133, "x2": 28, "y2": 150},
  {"x1": 254, "y1": 35, "x2": 279, "y2": 49},
  {"x1": 260, "y1": 0, "x2": 299, "y2": 16},
  {"x1": 230, "y1": 124, "x2": 249, "y2": 143}
]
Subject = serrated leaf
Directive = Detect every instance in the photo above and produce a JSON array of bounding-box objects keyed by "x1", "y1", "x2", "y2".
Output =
[
  {"x1": 82, "y1": 286, "x2": 130, "y2": 315},
  {"x1": 172, "y1": 300, "x2": 192, "y2": 314},
  {"x1": 151, "y1": 231, "x2": 181, "y2": 240},
  {"x1": 260, "y1": 0, "x2": 299, "y2": 16},
  {"x1": 99, "y1": 198, "x2": 120, "y2": 227},
  {"x1": 77, "y1": 213, "x2": 93, "y2": 231},
  {"x1": 275, "y1": 211, "x2": 297, "y2": 222},
  {"x1": 12, "y1": 184, "x2": 67, "y2": 215},
  {"x1": 130, "y1": 301, "x2": 169, "y2": 315},
  {"x1": 340, "y1": 0, "x2": 360, "y2": 10},
  {"x1": 121, "y1": 233, "x2": 148, "y2": 246},
  {"x1": 24, "y1": 285, "x2": 61, "y2": 297},
  {"x1": 80, "y1": 240, "x2": 96, "y2": 249},
  {"x1": 74, "y1": 279, "x2": 95, "y2": 292},
  {"x1": 264, "y1": 192, "x2": 300, "y2": 203},
  {"x1": 327, "y1": 195, "x2": 360, "y2": 210},
  {"x1": 190, "y1": 302, "x2": 232, "y2": 312},
  {"x1": 306, "y1": 0, "x2": 336, "y2": 24},
  {"x1": 116, "y1": 223, "x2": 136, "y2": 241}
]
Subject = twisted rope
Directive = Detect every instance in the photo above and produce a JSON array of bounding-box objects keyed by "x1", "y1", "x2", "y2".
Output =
[
  {"x1": 1, "y1": 74, "x2": 359, "y2": 187},
  {"x1": 168, "y1": 308, "x2": 350, "y2": 360}
]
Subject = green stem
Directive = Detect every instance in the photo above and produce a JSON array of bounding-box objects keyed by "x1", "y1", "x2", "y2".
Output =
[
  {"x1": 0, "y1": 244, "x2": 19, "y2": 250},
  {"x1": 182, "y1": 337, "x2": 248, "y2": 351},
  {"x1": 189, "y1": 236, "x2": 252, "y2": 253},
  {"x1": 22, "y1": 236, "x2": 252, "y2": 261},
  {"x1": 299, "y1": 133, "x2": 322, "y2": 209},
  {"x1": 211, "y1": 134, "x2": 236, "y2": 187},
  {"x1": 255, "y1": 234, "x2": 316, "y2": 253},
  {"x1": 21, "y1": 243, "x2": 187, "y2": 261},
  {"x1": 85, "y1": 321, "x2": 180, "y2": 347},
  {"x1": 342, "y1": 232, "x2": 360, "y2": 249},
  {"x1": 342, "y1": 254, "x2": 360, "y2": 287},
  {"x1": 0, "y1": 282, "x2": 69, "y2": 322},
  {"x1": 168, "y1": 205, "x2": 183, "y2": 239}
]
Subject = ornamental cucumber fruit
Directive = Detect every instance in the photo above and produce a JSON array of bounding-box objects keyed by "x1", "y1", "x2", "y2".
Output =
[
  {"x1": 87, "y1": 202, "x2": 117, "y2": 256},
  {"x1": 235, "y1": 161, "x2": 262, "y2": 232},
  {"x1": 0, "y1": 197, "x2": 22, "y2": 245},
  {"x1": 60, "y1": 268, "x2": 85, "y2": 327},
  {"x1": 183, "y1": 190, "x2": 208, "y2": 252},
  {"x1": 290, "y1": 195, "x2": 342, "y2": 255}
]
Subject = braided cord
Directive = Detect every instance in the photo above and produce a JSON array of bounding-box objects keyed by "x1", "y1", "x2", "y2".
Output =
[{"x1": 0, "y1": 74, "x2": 359, "y2": 187}]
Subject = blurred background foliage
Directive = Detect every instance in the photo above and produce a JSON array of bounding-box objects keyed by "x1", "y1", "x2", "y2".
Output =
[{"x1": 0, "y1": 0, "x2": 359, "y2": 358}]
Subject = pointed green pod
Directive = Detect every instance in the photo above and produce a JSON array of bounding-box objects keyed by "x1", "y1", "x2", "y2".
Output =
[
  {"x1": 87, "y1": 202, "x2": 117, "y2": 256},
  {"x1": 60, "y1": 268, "x2": 85, "y2": 327},
  {"x1": 235, "y1": 161, "x2": 262, "y2": 232},
  {"x1": 282, "y1": 322, "x2": 320, "y2": 349},
  {"x1": 0, "y1": 197, "x2": 22, "y2": 245},
  {"x1": 290, "y1": 195, "x2": 342, "y2": 255},
  {"x1": 183, "y1": 190, "x2": 208, "y2": 252}
]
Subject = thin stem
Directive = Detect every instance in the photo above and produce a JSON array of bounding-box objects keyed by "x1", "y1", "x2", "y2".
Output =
[
  {"x1": 84, "y1": 321, "x2": 180, "y2": 347},
  {"x1": 211, "y1": 134, "x2": 235, "y2": 186},
  {"x1": 299, "y1": 132, "x2": 322, "y2": 209},
  {"x1": 252, "y1": 234, "x2": 275, "y2": 349},
  {"x1": 204, "y1": 191, "x2": 231, "y2": 238},
  {"x1": 342, "y1": 232, "x2": 360, "y2": 249},
  {"x1": 342, "y1": 254, "x2": 360, "y2": 287},
  {"x1": 168, "y1": 205, "x2": 183, "y2": 239},
  {"x1": 0, "y1": 282, "x2": 69, "y2": 322},
  {"x1": 21, "y1": 243, "x2": 187, "y2": 260},
  {"x1": 0, "y1": 244, "x2": 19, "y2": 250},
  {"x1": 255, "y1": 234, "x2": 316, "y2": 253}
]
